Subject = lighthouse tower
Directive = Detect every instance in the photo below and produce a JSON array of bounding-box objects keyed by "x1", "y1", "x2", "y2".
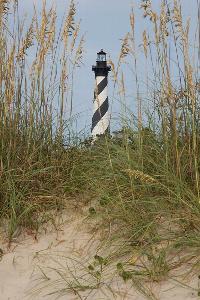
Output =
[{"x1": 92, "y1": 49, "x2": 111, "y2": 137}]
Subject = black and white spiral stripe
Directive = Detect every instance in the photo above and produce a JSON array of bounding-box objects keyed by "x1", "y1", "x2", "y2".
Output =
[{"x1": 91, "y1": 75, "x2": 109, "y2": 137}]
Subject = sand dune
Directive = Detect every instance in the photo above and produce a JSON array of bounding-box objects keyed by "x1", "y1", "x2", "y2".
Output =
[{"x1": 0, "y1": 210, "x2": 199, "y2": 300}]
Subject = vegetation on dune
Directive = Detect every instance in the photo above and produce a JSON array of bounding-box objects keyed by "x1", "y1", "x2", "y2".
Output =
[
  {"x1": 0, "y1": 0, "x2": 200, "y2": 298},
  {"x1": 0, "y1": 0, "x2": 85, "y2": 240}
]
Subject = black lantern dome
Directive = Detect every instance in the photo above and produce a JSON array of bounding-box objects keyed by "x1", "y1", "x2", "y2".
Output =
[{"x1": 92, "y1": 49, "x2": 111, "y2": 77}]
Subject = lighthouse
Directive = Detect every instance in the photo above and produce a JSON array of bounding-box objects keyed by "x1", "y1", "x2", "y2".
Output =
[{"x1": 92, "y1": 49, "x2": 111, "y2": 138}]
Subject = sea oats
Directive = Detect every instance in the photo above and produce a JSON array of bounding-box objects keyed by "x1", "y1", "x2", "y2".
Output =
[
  {"x1": 143, "y1": 30, "x2": 148, "y2": 58},
  {"x1": 17, "y1": 23, "x2": 34, "y2": 60},
  {"x1": 125, "y1": 169, "x2": 157, "y2": 184}
]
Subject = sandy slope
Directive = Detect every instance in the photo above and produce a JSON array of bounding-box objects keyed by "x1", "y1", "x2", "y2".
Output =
[{"x1": 0, "y1": 209, "x2": 199, "y2": 300}]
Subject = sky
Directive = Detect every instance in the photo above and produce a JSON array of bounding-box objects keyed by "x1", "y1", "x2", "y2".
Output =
[{"x1": 17, "y1": 0, "x2": 199, "y2": 133}]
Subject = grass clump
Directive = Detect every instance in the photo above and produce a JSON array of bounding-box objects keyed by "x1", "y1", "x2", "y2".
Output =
[
  {"x1": 58, "y1": 0, "x2": 200, "y2": 293},
  {"x1": 0, "y1": 0, "x2": 86, "y2": 242}
]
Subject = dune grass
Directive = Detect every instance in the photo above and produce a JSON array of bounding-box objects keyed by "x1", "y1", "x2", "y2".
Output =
[
  {"x1": 65, "y1": 0, "x2": 200, "y2": 283},
  {"x1": 0, "y1": 0, "x2": 200, "y2": 298},
  {"x1": 39, "y1": 0, "x2": 200, "y2": 297},
  {"x1": 0, "y1": 0, "x2": 85, "y2": 241}
]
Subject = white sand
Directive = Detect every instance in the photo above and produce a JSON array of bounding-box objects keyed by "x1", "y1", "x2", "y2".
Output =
[{"x1": 0, "y1": 210, "x2": 199, "y2": 300}]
